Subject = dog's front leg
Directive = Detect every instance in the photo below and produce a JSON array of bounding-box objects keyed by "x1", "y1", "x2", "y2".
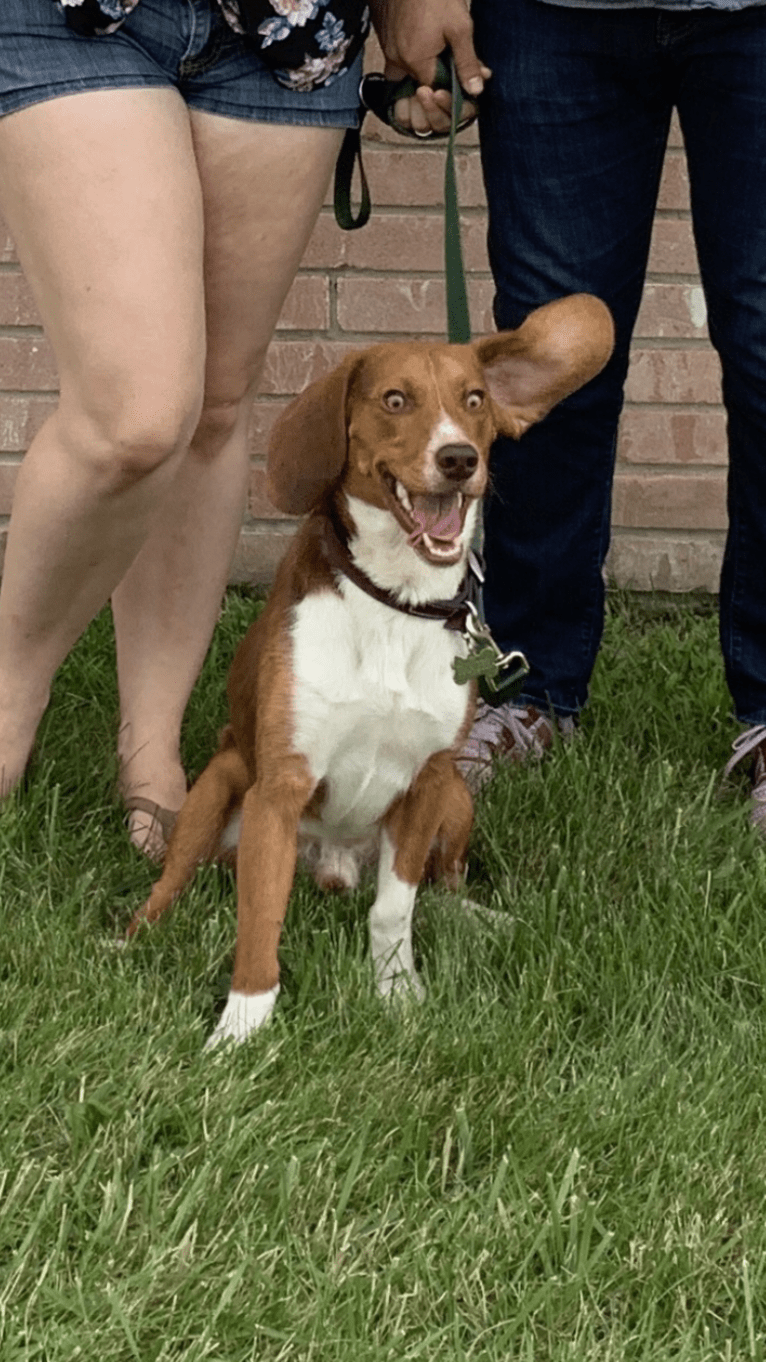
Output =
[
  {"x1": 207, "y1": 761, "x2": 315, "y2": 1047},
  {"x1": 369, "y1": 828, "x2": 424, "y2": 1003},
  {"x1": 371, "y1": 753, "x2": 473, "y2": 1002}
]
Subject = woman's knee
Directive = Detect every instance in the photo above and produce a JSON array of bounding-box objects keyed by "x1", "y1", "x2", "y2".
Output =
[
  {"x1": 57, "y1": 373, "x2": 205, "y2": 489},
  {"x1": 192, "y1": 394, "x2": 245, "y2": 458},
  {"x1": 191, "y1": 365, "x2": 267, "y2": 460}
]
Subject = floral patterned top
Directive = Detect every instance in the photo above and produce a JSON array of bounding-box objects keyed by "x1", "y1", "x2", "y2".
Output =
[{"x1": 55, "y1": 0, "x2": 371, "y2": 90}]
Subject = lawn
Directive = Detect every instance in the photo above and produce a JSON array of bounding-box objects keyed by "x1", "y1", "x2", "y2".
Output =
[{"x1": 2, "y1": 590, "x2": 766, "y2": 1361}]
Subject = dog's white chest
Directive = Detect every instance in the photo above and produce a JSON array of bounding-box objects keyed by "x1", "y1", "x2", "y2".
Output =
[{"x1": 291, "y1": 581, "x2": 469, "y2": 837}]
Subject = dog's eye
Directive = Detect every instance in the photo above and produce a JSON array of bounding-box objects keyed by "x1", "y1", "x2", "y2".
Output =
[
  {"x1": 466, "y1": 390, "x2": 485, "y2": 410},
  {"x1": 383, "y1": 389, "x2": 407, "y2": 412}
]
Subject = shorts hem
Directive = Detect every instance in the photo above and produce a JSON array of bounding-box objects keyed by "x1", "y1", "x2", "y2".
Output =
[
  {"x1": 0, "y1": 80, "x2": 360, "y2": 129},
  {"x1": 184, "y1": 96, "x2": 360, "y2": 128},
  {"x1": 0, "y1": 76, "x2": 170, "y2": 119}
]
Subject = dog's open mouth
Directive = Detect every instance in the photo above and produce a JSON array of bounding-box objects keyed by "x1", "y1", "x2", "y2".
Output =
[{"x1": 380, "y1": 468, "x2": 471, "y2": 566}]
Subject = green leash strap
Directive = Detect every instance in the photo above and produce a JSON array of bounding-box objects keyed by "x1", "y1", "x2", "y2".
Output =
[
  {"x1": 444, "y1": 56, "x2": 470, "y2": 344},
  {"x1": 333, "y1": 50, "x2": 476, "y2": 232},
  {"x1": 333, "y1": 123, "x2": 370, "y2": 231},
  {"x1": 332, "y1": 57, "x2": 529, "y2": 701}
]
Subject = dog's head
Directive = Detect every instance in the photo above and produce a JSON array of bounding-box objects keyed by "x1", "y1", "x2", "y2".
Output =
[{"x1": 267, "y1": 294, "x2": 614, "y2": 568}]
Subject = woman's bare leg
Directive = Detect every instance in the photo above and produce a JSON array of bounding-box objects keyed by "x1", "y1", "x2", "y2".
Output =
[
  {"x1": 112, "y1": 115, "x2": 343, "y2": 853},
  {"x1": 0, "y1": 88, "x2": 206, "y2": 793}
]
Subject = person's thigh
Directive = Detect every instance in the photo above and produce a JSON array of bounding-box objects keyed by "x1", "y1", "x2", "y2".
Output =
[
  {"x1": 679, "y1": 10, "x2": 766, "y2": 381},
  {"x1": 678, "y1": 11, "x2": 766, "y2": 721},
  {"x1": 178, "y1": 0, "x2": 361, "y2": 440},
  {"x1": 473, "y1": 0, "x2": 672, "y2": 338},
  {"x1": 188, "y1": 111, "x2": 344, "y2": 438},
  {"x1": 0, "y1": 86, "x2": 206, "y2": 463},
  {"x1": 469, "y1": 0, "x2": 673, "y2": 709}
]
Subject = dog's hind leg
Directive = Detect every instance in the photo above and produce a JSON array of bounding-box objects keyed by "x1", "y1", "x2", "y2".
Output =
[
  {"x1": 124, "y1": 741, "x2": 251, "y2": 939},
  {"x1": 424, "y1": 763, "x2": 473, "y2": 891},
  {"x1": 371, "y1": 753, "x2": 473, "y2": 1000}
]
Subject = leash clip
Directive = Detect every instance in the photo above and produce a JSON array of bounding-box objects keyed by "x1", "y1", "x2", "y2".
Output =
[{"x1": 453, "y1": 601, "x2": 530, "y2": 707}]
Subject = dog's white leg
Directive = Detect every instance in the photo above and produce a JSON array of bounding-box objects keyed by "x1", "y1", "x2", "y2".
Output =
[
  {"x1": 369, "y1": 830, "x2": 425, "y2": 1002},
  {"x1": 205, "y1": 986, "x2": 280, "y2": 1048}
]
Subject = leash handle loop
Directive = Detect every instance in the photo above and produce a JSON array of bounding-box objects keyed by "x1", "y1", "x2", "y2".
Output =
[
  {"x1": 358, "y1": 53, "x2": 473, "y2": 138},
  {"x1": 334, "y1": 49, "x2": 477, "y2": 231},
  {"x1": 333, "y1": 123, "x2": 371, "y2": 231}
]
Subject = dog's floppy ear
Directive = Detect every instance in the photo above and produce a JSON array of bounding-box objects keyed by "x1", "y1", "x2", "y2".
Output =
[
  {"x1": 474, "y1": 294, "x2": 614, "y2": 439},
  {"x1": 266, "y1": 353, "x2": 362, "y2": 514}
]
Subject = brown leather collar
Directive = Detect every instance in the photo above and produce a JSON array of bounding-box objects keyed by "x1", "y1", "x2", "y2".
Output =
[{"x1": 321, "y1": 499, "x2": 482, "y2": 633}]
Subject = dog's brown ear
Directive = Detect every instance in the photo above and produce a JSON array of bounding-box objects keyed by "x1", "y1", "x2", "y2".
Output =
[
  {"x1": 474, "y1": 294, "x2": 614, "y2": 439},
  {"x1": 266, "y1": 353, "x2": 362, "y2": 514}
]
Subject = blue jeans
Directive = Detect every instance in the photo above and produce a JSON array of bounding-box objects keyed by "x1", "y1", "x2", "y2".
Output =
[{"x1": 472, "y1": 0, "x2": 766, "y2": 722}]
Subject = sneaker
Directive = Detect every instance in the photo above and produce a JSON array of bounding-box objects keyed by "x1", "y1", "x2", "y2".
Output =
[
  {"x1": 723, "y1": 723, "x2": 766, "y2": 834},
  {"x1": 457, "y1": 701, "x2": 576, "y2": 793}
]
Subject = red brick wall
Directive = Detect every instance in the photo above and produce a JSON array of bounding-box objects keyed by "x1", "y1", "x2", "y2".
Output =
[{"x1": 0, "y1": 104, "x2": 724, "y2": 592}]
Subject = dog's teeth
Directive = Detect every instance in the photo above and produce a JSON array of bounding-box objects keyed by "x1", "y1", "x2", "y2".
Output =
[
  {"x1": 423, "y1": 533, "x2": 455, "y2": 558},
  {"x1": 420, "y1": 530, "x2": 462, "y2": 561},
  {"x1": 395, "y1": 480, "x2": 413, "y2": 512}
]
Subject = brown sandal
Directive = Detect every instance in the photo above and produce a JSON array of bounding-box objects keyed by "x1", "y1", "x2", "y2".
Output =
[{"x1": 123, "y1": 796, "x2": 179, "y2": 861}]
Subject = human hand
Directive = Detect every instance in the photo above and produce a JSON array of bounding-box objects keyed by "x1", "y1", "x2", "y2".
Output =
[{"x1": 370, "y1": 0, "x2": 491, "y2": 137}]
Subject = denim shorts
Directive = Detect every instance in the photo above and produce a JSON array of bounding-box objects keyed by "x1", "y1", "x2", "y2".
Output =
[{"x1": 0, "y1": 0, "x2": 363, "y2": 126}]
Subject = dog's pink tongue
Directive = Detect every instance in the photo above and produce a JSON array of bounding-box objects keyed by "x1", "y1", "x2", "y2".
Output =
[{"x1": 409, "y1": 501, "x2": 462, "y2": 545}]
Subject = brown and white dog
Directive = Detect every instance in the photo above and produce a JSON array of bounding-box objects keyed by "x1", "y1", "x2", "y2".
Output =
[{"x1": 125, "y1": 295, "x2": 613, "y2": 1045}]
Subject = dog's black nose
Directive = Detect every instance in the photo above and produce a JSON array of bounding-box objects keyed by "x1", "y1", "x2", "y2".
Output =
[{"x1": 435, "y1": 444, "x2": 479, "y2": 481}]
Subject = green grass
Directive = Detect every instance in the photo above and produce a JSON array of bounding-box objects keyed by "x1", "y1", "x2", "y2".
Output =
[{"x1": 2, "y1": 589, "x2": 766, "y2": 1361}]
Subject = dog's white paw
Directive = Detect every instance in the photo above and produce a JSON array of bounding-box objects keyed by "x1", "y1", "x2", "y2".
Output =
[
  {"x1": 205, "y1": 986, "x2": 280, "y2": 1049},
  {"x1": 375, "y1": 965, "x2": 425, "y2": 1006}
]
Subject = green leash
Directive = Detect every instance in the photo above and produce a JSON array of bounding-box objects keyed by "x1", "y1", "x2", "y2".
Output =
[
  {"x1": 439, "y1": 65, "x2": 530, "y2": 702},
  {"x1": 334, "y1": 55, "x2": 470, "y2": 339},
  {"x1": 333, "y1": 55, "x2": 529, "y2": 706},
  {"x1": 333, "y1": 121, "x2": 370, "y2": 231},
  {"x1": 443, "y1": 57, "x2": 471, "y2": 345},
  {"x1": 334, "y1": 51, "x2": 474, "y2": 234}
]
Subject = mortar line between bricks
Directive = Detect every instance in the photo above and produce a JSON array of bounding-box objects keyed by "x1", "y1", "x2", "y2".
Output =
[
  {"x1": 328, "y1": 269, "x2": 494, "y2": 277},
  {"x1": 630, "y1": 336, "x2": 712, "y2": 348},
  {"x1": 317, "y1": 204, "x2": 488, "y2": 215},
  {"x1": 0, "y1": 326, "x2": 45, "y2": 338},
  {"x1": 614, "y1": 465, "x2": 726, "y2": 477},
  {"x1": 644, "y1": 273, "x2": 710, "y2": 283},
  {"x1": 303, "y1": 268, "x2": 494, "y2": 276},
  {"x1": 621, "y1": 400, "x2": 723, "y2": 411},
  {"x1": 611, "y1": 526, "x2": 726, "y2": 541},
  {"x1": 295, "y1": 333, "x2": 719, "y2": 346}
]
